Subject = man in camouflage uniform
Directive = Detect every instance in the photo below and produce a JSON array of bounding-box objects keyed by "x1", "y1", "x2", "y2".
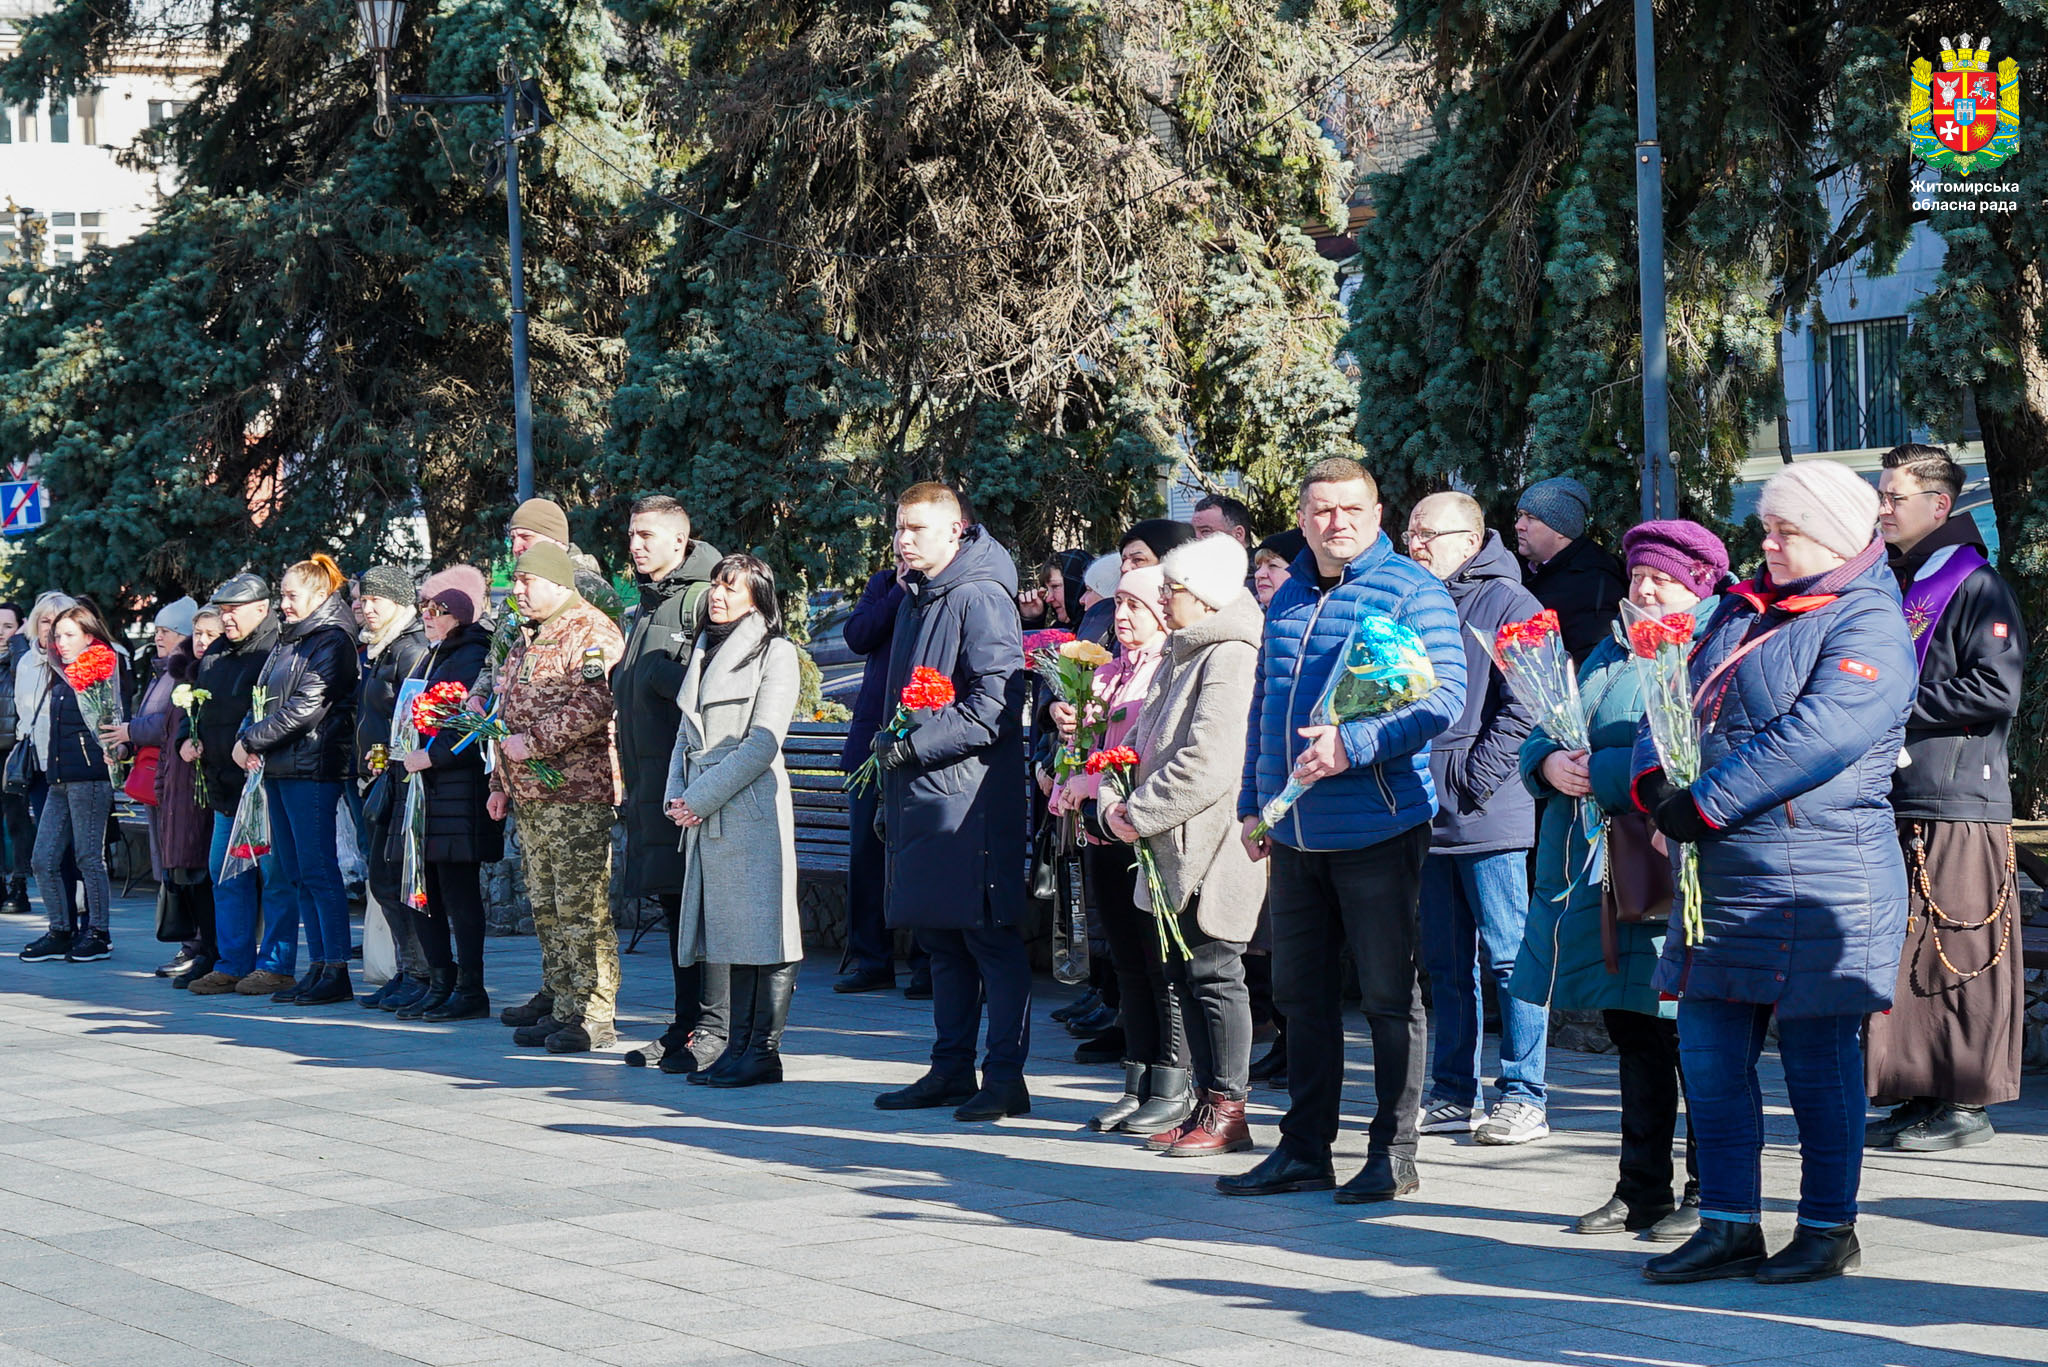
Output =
[{"x1": 487, "y1": 544, "x2": 627, "y2": 1054}]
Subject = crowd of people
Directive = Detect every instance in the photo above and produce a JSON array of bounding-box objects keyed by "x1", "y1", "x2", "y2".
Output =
[{"x1": 0, "y1": 444, "x2": 2026, "y2": 1288}]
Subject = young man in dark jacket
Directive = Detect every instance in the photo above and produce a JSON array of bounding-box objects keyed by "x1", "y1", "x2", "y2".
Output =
[
  {"x1": 832, "y1": 559, "x2": 932, "y2": 997},
  {"x1": 870, "y1": 484, "x2": 1031, "y2": 1123},
  {"x1": 1405, "y1": 494, "x2": 1548, "y2": 1146},
  {"x1": 614, "y1": 495, "x2": 730, "y2": 1074},
  {"x1": 1515, "y1": 476, "x2": 1625, "y2": 665},
  {"x1": 183, "y1": 575, "x2": 298, "y2": 995},
  {"x1": 1865, "y1": 445, "x2": 2029, "y2": 1153},
  {"x1": 1220, "y1": 458, "x2": 1466, "y2": 1204}
]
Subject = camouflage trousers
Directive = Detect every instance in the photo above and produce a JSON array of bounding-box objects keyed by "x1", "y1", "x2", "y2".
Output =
[{"x1": 516, "y1": 800, "x2": 620, "y2": 1031}]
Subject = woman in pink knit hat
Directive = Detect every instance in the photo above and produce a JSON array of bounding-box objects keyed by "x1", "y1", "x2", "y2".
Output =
[{"x1": 387, "y1": 566, "x2": 503, "y2": 1021}]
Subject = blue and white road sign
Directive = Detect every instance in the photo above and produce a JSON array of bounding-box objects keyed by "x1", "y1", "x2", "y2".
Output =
[{"x1": 0, "y1": 480, "x2": 46, "y2": 535}]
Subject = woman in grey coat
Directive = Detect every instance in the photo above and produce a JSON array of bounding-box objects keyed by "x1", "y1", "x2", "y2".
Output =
[
  {"x1": 1105, "y1": 535, "x2": 1266, "y2": 1158},
  {"x1": 665, "y1": 555, "x2": 803, "y2": 1089}
]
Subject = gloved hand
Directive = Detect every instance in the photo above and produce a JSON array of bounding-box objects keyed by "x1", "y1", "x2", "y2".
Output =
[
  {"x1": 1634, "y1": 766, "x2": 1674, "y2": 814},
  {"x1": 874, "y1": 735, "x2": 917, "y2": 772},
  {"x1": 1652, "y1": 788, "x2": 1716, "y2": 845}
]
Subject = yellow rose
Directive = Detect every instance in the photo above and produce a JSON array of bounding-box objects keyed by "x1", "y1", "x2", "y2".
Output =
[{"x1": 1059, "y1": 640, "x2": 1112, "y2": 668}]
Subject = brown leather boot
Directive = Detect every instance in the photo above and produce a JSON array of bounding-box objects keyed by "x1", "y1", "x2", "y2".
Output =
[{"x1": 1159, "y1": 1091, "x2": 1253, "y2": 1158}]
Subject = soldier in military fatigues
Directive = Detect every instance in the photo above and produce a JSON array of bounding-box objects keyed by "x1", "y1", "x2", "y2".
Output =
[{"x1": 488, "y1": 543, "x2": 628, "y2": 1054}]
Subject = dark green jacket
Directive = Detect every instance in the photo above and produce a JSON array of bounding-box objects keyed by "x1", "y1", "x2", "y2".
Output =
[{"x1": 613, "y1": 540, "x2": 720, "y2": 895}]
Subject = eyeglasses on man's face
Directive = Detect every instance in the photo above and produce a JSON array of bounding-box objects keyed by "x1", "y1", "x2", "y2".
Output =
[{"x1": 1405, "y1": 526, "x2": 1478, "y2": 548}]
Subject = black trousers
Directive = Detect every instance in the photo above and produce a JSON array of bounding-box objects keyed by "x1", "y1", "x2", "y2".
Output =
[
  {"x1": 661, "y1": 892, "x2": 731, "y2": 1047},
  {"x1": 843, "y1": 783, "x2": 923, "y2": 974},
  {"x1": 1164, "y1": 903, "x2": 1250, "y2": 1097},
  {"x1": 1604, "y1": 1009, "x2": 1698, "y2": 1209},
  {"x1": 1088, "y1": 843, "x2": 1183, "y2": 1068},
  {"x1": 2, "y1": 789, "x2": 32, "y2": 882},
  {"x1": 1269, "y1": 824, "x2": 1431, "y2": 1161},
  {"x1": 420, "y1": 860, "x2": 487, "y2": 973},
  {"x1": 918, "y1": 923, "x2": 1032, "y2": 1083}
]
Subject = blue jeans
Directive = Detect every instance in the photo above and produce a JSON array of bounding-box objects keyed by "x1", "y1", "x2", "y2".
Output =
[
  {"x1": 211, "y1": 810, "x2": 294, "y2": 978},
  {"x1": 1420, "y1": 849, "x2": 1547, "y2": 1108},
  {"x1": 266, "y1": 778, "x2": 350, "y2": 966},
  {"x1": 1678, "y1": 1000, "x2": 1865, "y2": 1228}
]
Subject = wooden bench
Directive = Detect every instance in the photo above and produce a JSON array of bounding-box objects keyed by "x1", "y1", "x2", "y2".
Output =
[{"x1": 785, "y1": 722, "x2": 855, "y2": 880}]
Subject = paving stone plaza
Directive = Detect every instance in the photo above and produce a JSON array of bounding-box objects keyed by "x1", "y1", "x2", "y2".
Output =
[{"x1": 1, "y1": 893, "x2": 2042, "y2": 1367}]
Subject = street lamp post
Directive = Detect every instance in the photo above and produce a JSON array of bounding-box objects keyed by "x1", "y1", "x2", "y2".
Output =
[
  {"x1": 1633, "y1": 0, "x2": 1677, "y2": 520},
  {"x1": 355, "y1": 1, "x2": 537, "y2": 507}
]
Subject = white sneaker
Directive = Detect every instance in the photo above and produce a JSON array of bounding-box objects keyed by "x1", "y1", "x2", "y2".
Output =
[
  {"x1": 1418, "y1": 1099, "x2": 1477, "y2": 1134},
  {"x1": 1474, "y1": 1100, "x2": 1550, "y2": 1146}
]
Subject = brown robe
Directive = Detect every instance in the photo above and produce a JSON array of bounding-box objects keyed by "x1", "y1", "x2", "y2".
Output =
[{"x1": 1865, "y1": 819, "x2": 2024, "y2": 1105}]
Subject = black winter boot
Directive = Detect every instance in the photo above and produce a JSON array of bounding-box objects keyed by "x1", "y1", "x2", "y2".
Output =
[
  {"x1": 1642, "y1": 1217, "x2": 1768, "y2": 1283},
  {"x1": 397, "y1": 966, "x2": 457, "y2": 1019},
  {"x1": 1755, "y1": 1223, "x2": 1861, "y2": 1283},
  {"x1": 694, "y1": 966, "x2": 758, "y2": 1086},
  {"x1": 707, "y1": 963, "x2": 794, "y2": 1088},
  {"x1": 500, "y1": 989, "x2": 554, "y2": 1027},
  {"x1": 295, "y1": 962, "x2": 355, "y2": 1006},
  {"x1": 1118, "y1": 1066, "x2": 1194, "y2": 1134},
  {"x1": 1089, "y1": 1062, "x2": 1148, "y2": 1132},
  {"x1": 424, "y1": 965, "x2": 490, "y2": 1021},
  {"x1": 273, "y1": 962, "x2": 323, "y2": 1004}
]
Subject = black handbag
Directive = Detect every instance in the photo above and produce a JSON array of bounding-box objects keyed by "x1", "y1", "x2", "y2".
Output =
[
  {"x1": 362, "y1": 770, "x2": 398, "y2": 828},
  {"x1": 1030, "y1": 819, "x2": 1059, "y2": 901},
  {"x1": 154, "y1": 882, "x2": 197, "y2": 943},
  {"x1": 3, "y1": 688, "x2": 48, "y2": 798}
]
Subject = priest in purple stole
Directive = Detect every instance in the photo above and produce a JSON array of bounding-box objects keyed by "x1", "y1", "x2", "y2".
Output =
[{"x1": 1864, "y1": 445, "x2": 2028, "y2": 1153}]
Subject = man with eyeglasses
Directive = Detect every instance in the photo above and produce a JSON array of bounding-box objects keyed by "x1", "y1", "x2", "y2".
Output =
[
  {"x1": 1405, "y1": 493, "x2": 1551, "y2": 1147},
  {"x1": 1864, "y1": 444, "x2": 2027, "y2": 1154}
]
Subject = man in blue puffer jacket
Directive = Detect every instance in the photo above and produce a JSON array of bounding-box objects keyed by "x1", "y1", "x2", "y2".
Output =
[{"x1": 1217, "y1": 458, "x2": 1466, "y2": 1204}]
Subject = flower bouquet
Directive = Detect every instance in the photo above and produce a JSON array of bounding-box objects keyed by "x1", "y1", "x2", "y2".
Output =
[
  {"x1": 440, "y1": 694, "x2": 565, "y2": 788},
  {"x1": 1031, "y1": 637, "x2": 1113, "y2": 778},
  {"x1": 1087, "y1": 745, "x2": 1190, "y2": 960},
  {"x1": 67, "y1": 641, "x2": 125, "y2": 781},
  {"x1": 170, "y1": 683, "x2": 211, "y2": 808},
  {"x1": 1482, "y1": 608, "x2": 1600, "y2": 883},
  {"x1": 410, "y1": 680, "x2": 471, "y2": 737},
  {"x1": 1020, "y1": 628, "x2": 1076, "y2": 658},
  {"x1": 1249, "y1": 614, "x2": 1440, "y2": 842},
  {"x1": 844, "y1": 666, "x2": 956, "y2": 795},
  {"x1": 1621, "y1": 600, "x2": 1705, "y2": 944},
  {"x1": 219, "y1": 685, "x2": 273, "y2": 880}
]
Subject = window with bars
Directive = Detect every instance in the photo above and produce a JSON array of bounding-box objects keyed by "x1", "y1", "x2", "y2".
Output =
[{"x1": 1811, "y1": 317, "x2": 1909, "y2": 452}]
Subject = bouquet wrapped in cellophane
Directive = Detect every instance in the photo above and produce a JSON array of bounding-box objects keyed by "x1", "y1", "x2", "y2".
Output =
[
  {"x1": 1030, "y1": 636, "x2": 1113, "y2": 779},
  {"x1": 1621, "y1": 600, "x2": 1705, "y2": 944},
  {"x1": 1483, "y1": 609, "x2": 1599, "y2": 885},
  {"x1": 219, "y1": 686, "x2": 273, "y2": 881},
  {"x1": 1250, "y1": 614, "x2": 1439, "y2": 842}
]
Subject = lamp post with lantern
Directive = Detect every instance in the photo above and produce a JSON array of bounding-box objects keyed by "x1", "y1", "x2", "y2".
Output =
[{"x1": 355, "y1": 1, "x2": 539, "y2": 506}]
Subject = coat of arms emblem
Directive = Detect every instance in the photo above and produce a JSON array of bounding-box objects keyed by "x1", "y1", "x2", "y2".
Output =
[{"x1": 1911, "y1": 35, "x2": 2020, "y2": 175}]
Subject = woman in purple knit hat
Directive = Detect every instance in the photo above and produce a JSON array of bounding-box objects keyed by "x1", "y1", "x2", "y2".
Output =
[{"x1": 1512, "y1": 520, "x2": 1730, "y2": 1244}]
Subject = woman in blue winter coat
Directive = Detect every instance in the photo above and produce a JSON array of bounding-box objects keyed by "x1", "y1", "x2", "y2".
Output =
[
  {"x1": 1515, "y1": 521, "x2": 1728, "y2": 1245},
  {"x1": 1632, "y1": 462, "x2": 1914, "y2": 1286}
]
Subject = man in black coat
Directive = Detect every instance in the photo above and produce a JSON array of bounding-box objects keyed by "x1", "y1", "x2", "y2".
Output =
[
  {"x1": 870, "y1": 484, "x2": 1031, "y2": 1123},
  {"x1": 832, "y1": 558, "x2": 931, "y2": 997},
  {"x1": 613, "y1": 495, "x2": 731, "y2": 1074},
  {"x1": 1865, "y1": 445, "x2": 2028, "y2": 1153},
  {"x1": 1515, "y1": 476, "x2": 1625, "y2": 665},
  {"x1": 1406, "y1": 493, "x2": 1549, "y2": 1147},
  {"x1": 182, "y1": 574, "x2": 298, "y2": 996}
]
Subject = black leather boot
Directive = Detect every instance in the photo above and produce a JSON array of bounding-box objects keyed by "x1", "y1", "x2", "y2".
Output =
[
  {"x1": 272, "y1": 962, "x2": 324, "y2": 1004},
  {"x1": 875, "y1": 1070, "x2": 977, "y2": 1110},
  {"x1": 360, "y1": 972, "x2": 408, "y2": 1009},
  {"x1": 499, "y1": 989, "x2": 554, "y2": 1027},
  {"x1": 1119, "y1": 1065, "x2": 1194, "y2": 1134},
  {"x1": 1335, "y1": 1151, "x2": 1420, "y2": 1204},
  {"x1": 1755, "y1": 1223, "x2": 1861, "y2": 1283},
  {"x1": 1216, "y1": 1140, "x2": 1335, "y2": 1197},
  {"x1": 1864, "y1": 1097, "x2": 1937, "y2": 1149},
  {"x1": 397, "y1": 966, "x2": 457, "y2": 1020},
  {"x1": 1089, "y1": 1062, "x2": 1148, "y2": 1132},
  {"x1": 1893, "y1": 1103, "x2": 1993, "y2": 1152},
  {"x1": 296, "y1": 961, "x2": 355, "y2": 1006},
  {"x1": 694, "y1": 966, "x2": 758, "y2": 1087},
  {"x1": 1642, "y1": 1217, "x2": 1768, "y2": 1283},
  {"x1": 424, "y1": 965, "x2": 490, "y2": 1021},
  {"x1": 709, "y1": 963, "x2": 794, "y2": 1088},
  {"x1": 954, "y1": 1075, "x2": 1030, "y2": 1121},
  {"x1": 1575, "y1": 1194, "x2": 1676, "y2": 1236}
]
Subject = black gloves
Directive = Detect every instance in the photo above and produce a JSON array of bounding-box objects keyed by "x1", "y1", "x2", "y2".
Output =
[
  {"x1": 873, "y1": 735, "x2": 917, "y2": 771},
  {"x1": 1634, "y1": 767, "x2": 1675, "y2": 815},
  {"x1": 1653, "y1": 788, "x2": 1716, "y2": 845}
]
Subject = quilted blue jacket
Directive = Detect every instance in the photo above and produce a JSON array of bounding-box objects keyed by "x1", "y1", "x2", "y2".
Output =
[
  {"x1": 1239, "y1": 533, "x2": 1467, "y2": 851},
  {"x1": 1631, "y1": 547, "x2": 1915, "y2": 1017}
]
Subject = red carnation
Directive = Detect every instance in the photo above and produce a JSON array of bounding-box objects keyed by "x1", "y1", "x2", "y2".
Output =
[
  {"x1": 411, "y1": 680, "x2": 471, "y2": 737},
  {"x1": 1661, "y1": 613, "x2": 1695, "y2": 646},
  {"x1": 1628, "y1": 620, "x2": 1665, "y2": 659},
  {"x1": 65, "y1": 641, "x2": 118, "y2": 692},
  {"x1": 901, "y1": 666, "x2": 956, "y2": 712}
]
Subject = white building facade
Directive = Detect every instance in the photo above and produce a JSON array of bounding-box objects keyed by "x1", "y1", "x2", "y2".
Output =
[{"x1": 0, "y1": 1, "x2": 215, "y2": 265}]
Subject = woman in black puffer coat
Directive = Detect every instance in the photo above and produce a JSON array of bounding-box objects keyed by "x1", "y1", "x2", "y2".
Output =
[
  {"x1": 234, "y1": 554, "x2": 359, "y2": 1007},
  {"x1": 391, "y1": 567, "x2": 503, "y2": 1021}
]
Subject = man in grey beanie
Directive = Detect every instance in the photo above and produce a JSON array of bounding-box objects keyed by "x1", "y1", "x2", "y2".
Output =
[{"x1": 1514, "y1": 475, "x2": 1625, "y2": 665}]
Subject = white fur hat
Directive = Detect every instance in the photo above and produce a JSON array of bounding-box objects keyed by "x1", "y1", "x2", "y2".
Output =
[
  {"x1": 1160, "y1": 535, "x2": 1249, "y2": 611},
  {"x1": 1758, "y1": 461, "x2": 1881, "y2": 561},
  {"x1": 1083, "y1": 552, "x2": 1123, "y2": 600}
]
